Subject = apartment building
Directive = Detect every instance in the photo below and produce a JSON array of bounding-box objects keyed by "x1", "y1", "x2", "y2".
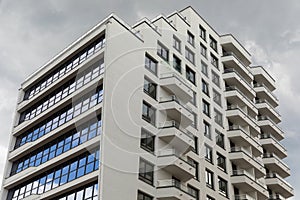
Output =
[{"x1": 0, "y1": 6, "x2": 293, "y2": 200}]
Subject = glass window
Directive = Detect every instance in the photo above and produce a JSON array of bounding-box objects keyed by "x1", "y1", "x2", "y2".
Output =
[
  {"x1": 205, "y1": 169, "x2": 214, "y2": 189},
  {"x1": 214, "y1": 109, "x2": 223, "y2": 126},
  {"x1": 204, "y1": 120, "x2": 211, "y2": 139},
  {"x1": 173, "y1": 54, "x2": 181, "y2": 73},
  {"x1": 187, "y1": 31, "x2": 195, "y2": 46},
  {"x1": 187, "y1": 185, "x2": 199, "y2": 198},
  {"x1": 201, "y1": 61, "x2": 208, "y2": 77},
  {"x1": 207, "y1": 195, "x2": 215, "y2": 200},
  {"x1": 145, "y1": 54, "x2": 158, "y2": 75},
  {"x1": 138, "y1": 191, "x2": 153, "y2": 200},
  {"x1": 140, "y1": 129, "x2": 155, "y2": 153},
  {"x1": 202, "y1": 100, "x2": 210, "y2": 117},
  {"x1": 188, "y1": 158, "x2": 199, "y2": 180},
  {"x1": 213, "y1": 89, "x2": 221, "y2": 106},
  {"x1": 212, "y1": 70, "x2": 220, "y2": 87},
  {"x1": 200, "y1": 43, "x2": 207, "y2": 57},
  {"x1": 142, "y1": 101, "x2": 156, "y2": 126},
  {"x1": 218, "y1": 177, "x2": 228, "y2": 197},
  {"x1": 144, "y1": 78, "x2": 157, "y2": 100},
  {"x1": 200, "y1": 25, "x2": 206, "y2": 41},
  {"x1": 185, "y1": 47, "x2": 195, "y2": 64},
  {"x1": 210, "y1": 35, "x2": 218, "y2": 53},
  {"x1": 202, "y1": 79, "x2": 209, "y2": 96},
  {"x1": 217, "y1": 153, "x2": 226, "y2": 172},
  {"x1": 216, "y1": 130, "x2": 225, "y2": 149},
  {"x1": 173, "y1": 36, "x2": 181, "y2": 53},
  {"x1": 205, "y1": 144, "x2": 213, "y2": 163},
  {"x1": 192, "y1": 136, "x2": 198, "y2": 154},
  {"x1": 157, "y1": 42, "x2": 169, "y2": 62},
  {"x1": 139, "y1": 158, "x2": 154, "y2": 185},
  {"x1": 211, "y1": 53, "x2": 219, "y2": 69},
  {"x1": 186, "y1": 66, "x2": 196, "y2": 85}
]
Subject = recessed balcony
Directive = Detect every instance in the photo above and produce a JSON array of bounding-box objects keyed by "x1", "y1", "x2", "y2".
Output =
[
  {"x1": 156, "y1": 179, "x2": 196, "y2": 200},
  {"x1": 260, "y1": 134, "x2": 287, "y2": 159},
  {"x1": 159, "y1": 96, "x2": 194, "y2": 128},
  {"x1": 254, "y1": 83, "x2": 279, "y2": 107},
  {"x1": 223, "y1": 68, "x2": 256, "y2": 99},
  {"x1": 257, "y1": 116, "x2": 284, "y2": 141},
  {"x1": 255, "y1": 99, "x2": 281, "y2": 124},
  {"x1": 265, "y1": 173, "x2": 294, "y2": 198},
  {"x1": 158, "y1": 120, "x2": 194, "y2": 153},
  {"x1": 160, "y1": 72, "x2": 194, "y2": 104},
  {"x1": 157, "y1": 149, "x2": 195, "y2": 181},
  {"x1": 231, "y1": 170, "x2": 268, "y2": 199},
  {"x1": 227, "y1": 125, "x2": 262, "y2": 157},
  {"x1": 262, "y1": 153, "x2": 290, "y2": 178},
  {"x1": 229, "y1": 147, "x2": 266, "y2": 178}
]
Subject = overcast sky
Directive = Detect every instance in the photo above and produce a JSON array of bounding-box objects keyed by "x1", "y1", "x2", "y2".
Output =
[{"x1": 0, "y1": 0, "x2": 299, "y2": 198}]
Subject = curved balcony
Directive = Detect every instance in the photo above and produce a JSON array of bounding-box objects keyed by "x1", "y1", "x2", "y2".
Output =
[
  {"x1": 265, "y1": 173, "x2": 294, "y2": 198},
  {"x1": 156, "y1": 179, "x2": 196, "y2": 200},
  {"x1": 157, "y1": 149, "x2": 195, "y2": 181},
  {"x1": 158, "y1": 121, "x2": 194, "y2": 153}
]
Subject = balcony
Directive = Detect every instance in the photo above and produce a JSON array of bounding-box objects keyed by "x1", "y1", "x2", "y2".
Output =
[
  {"x1": 265, "y1": 173, "x2": 294, "y2": 198},
  {"x1": 159, "y1": 96, "x2": 194, "y2": 128},
  {"x1": 251, "y1": 66, "x2": 276, "y2": 92},
  {"x1": 228, "y1": 125, "x2": 262, "y2": 157},
  {"x1": 263, "y1": 153, "x2": 290, "y2": 178},
  {"x1": 257, "y1": 116, "x2": 284, "y2": 141},
  {"x1": 160, "y1": 72, "x2": 194, "y2": 103},
  {"x1": 268, "y1": 194, "x2": 285, "y2": 200},
  {"x1": 254, "y1": 83, "x2": 279, "y2": 107},
  {"x1": 156, "y1": 179, "x2": 196, "y2": 200},
  {"x1": 158, "y1": 121, "x2": 194, "y2": 153},
  {"x1": 260, "y1": 134, "x2": 287, "y2": 159},
  {"x1": 226, "y1": 105, "x2": 260, "y2": 135},
  {"x1": 157, "y1": 149, "x2": 195, "y2": 181},
  {"x1": 225, "y1": 86, "x2": 258, "y2": 117},
  {"x1": 221, "y1": 52, "x2": 253, "y2": 82},
  {"x1": 223, "y1": 69, "x2": 256, "y2": 99},
  {"x1": 229, "y1": 147, "x2": 266, "y2": 178},
  {"x1": 234, "y1": 194, "x2": 255, "y2": 200},
  {"x1": 231, "y1": 170, "x2": 268, "y2": 199},
  {"x1": 255, "y1": 99, "x2": 281, "y2": 124}
]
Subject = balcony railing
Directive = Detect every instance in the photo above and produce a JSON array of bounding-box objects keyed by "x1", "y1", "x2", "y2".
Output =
[
  {"x1": 160, "y1": 72, "x2": 193, "y2": 90},
  {"x1": 234, "y1": 194, "x2": 255, "y2": 200},
  {"x1": 232, "y1": 169, "x2": 266, "y2": 189},
  {"x1": 222, "y1": 51, "x2": 252, "y2": 74},
  {"x1": 255, "y1": 99, "x2": 281, "y2": 117},
  {"x1": 263, "y1": 153, "x2": 289, "y2": 170},
  {"x1": 254, "y1": 83, "x2": 278, "y2": 101},
  {"x1": 266, "y1": 173, "x2": 293, "y2": 188},
  {"x1": 260, "y1": 134, "x2": 286, "y2": 152},
  {"x1": 157, "y1": 149, "x2": 196, "y2": 168},
  {"x1": 227, "y1": 105, "x2": 258, "y2": 127},
  {"x1": 160, "y1": 95, "x2": 193, "y2": 114},
  {"x1": 230, "y1": 147, "x2": 263, "y2": 166},
  {"x1": 157, "y1": 179, "x2": 197, "y2": 198},
  {"x1": 257, "y1": 116, "x2": 283, "y2": 133},
  {"x1": 223, "y1": 68, "x2": 253, "y2": 88},
  {"x1": 225, "y1": 86, "x2": 256, "y2": 108},
  {"x1": 159, "y1": 120, "x2": 194, "y2": 139},
  {"x1": 228, "y1": 125, "x2": 260, "y2": 145}
]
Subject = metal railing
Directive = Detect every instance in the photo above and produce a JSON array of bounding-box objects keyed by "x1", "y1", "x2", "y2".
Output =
[
  {"x1": 158, "y1": 120, "x2": 194, "y2": 139},
  {"x1": 263, "y1": 153, "x2": 290, "y2": 170},
  {"x1": 157, "y1": 149, "x2": 196, "y2": 168},
  {"x1": 156, "y1": 179, "x2": 197, "y2": 198},
  {"x1": 266, "y1": 173, "x2": 293, "y2": 189},
  {"x1": 254, "y1": 83, "x2": 278, "y2": 101},
  {"x1": 228, "y1": 125, "x2": 260, "y2": 145},
  {"x1": 234, "y1": 194, "x2": 255, "y2": 200},
  {"x1": 223, "y1": 68, "x2": 253, "y2": 89},
  {"x1": 225, "y1": 86, "x2": 256, "y2": 108},
  {"x1": 160, "y1": 72, "x2": 193, "y2": 90},
  {"x1": 159, "y1": 95, "x2": 193, "y2": 114}
]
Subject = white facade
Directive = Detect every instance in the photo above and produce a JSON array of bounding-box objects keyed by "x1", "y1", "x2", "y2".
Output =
[{"x1": 0, "y1": 6, "x2": 293, "y2": 200}]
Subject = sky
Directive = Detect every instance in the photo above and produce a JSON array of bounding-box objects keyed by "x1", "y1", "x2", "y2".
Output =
[{"x1": 0, "y1": 0, "x2": 299, "y2": 198}]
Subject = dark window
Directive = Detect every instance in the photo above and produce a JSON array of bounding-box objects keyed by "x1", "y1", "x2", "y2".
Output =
[
  {"x1": 186, "y1": 66, "x2": 196, "y2": 85},
  {"x1": 192, "y1": 136, "x2": 198, "y2": 154},
  {"x1": 157, "y1": 42, "x2": 169, "y2": 62},
  {"x1": 185, "y1": 47, "x2": 195, "y2": 64},
  {"x1": 202, "y1": 100, "x2": 210, "y2": 117},
  {"x1": 205, "y1": 144, "x2": 213, "y2": 163},
  {"x1": 200, "y1": 25, "x2": 206, "y2": 41},
  {"x1": 206, "y1": 195, "x2": 215, "y2": 200},
  {"x1": 173, "y1": 36, "x2": 181, "y2": 52},
  {"x1": 204, "y1": 120, "x2": 211, "y2": 139},
  {"x1": 144, "y1": 78, "x2": 157, "y2": 99},
  {"x1": 188, "y1": 158, "x2": 199, "y2": 180},
  {"x1": 138, "y1": 191, "x2": 153, "y2": 200},
  {"x1": 202, "y1": 79, "x2": 209, "y2": 96},
  {"x1": 173, "y1": 54, "x2": 181, "y2": 73},
  {"x1": 142, "y1": 101, "x2": 156, "y2": 125},
  {"x1": 212, "y1": 70, "x2": 220, "y2": 87},
  {"x1": 210, "y1": 35, "x2": 218, "y2": 53},
  {"x1": 200, "y1": 43, "x2": 207, "y2": 57},
  {"x1": 140, "y1": 129, "x2": 155, "y2": 153},
  {"x1": 187, "y1": 31, "x2": 195, "y2": 46},
  {"x1": 187, "y1": 185, "x2": 199, "y2": 198},
  {"x1": 214, "y1": 109, "x2": 223, "y2": 126},
  {"x1": 216, "y1": 130, "x2": 225, "y2": 149},
  {"x1": 201, "y1": 61, "x2": 208, "y2": 77},
  {"x1": 213, "y1": 89, "x2": 221, "y2": 106},
  {"x1": 139, "y1": 159, "x2": 154, "y2": 185},
  {"x1": 205, "y1": 169, "x2": 214, "y2": 189},
  {"x1": 145, "y1": 54, "x2": 158, "y2": 75},
  {"x1": 217, "y1": 153, "x2": 226, "y2": 172},
  {"x1": 211, "y1": 53, "x2": 219, "y2": 69},
  {"x1": 218, "y1": 177, "x2": 228, "y2": 197}
]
